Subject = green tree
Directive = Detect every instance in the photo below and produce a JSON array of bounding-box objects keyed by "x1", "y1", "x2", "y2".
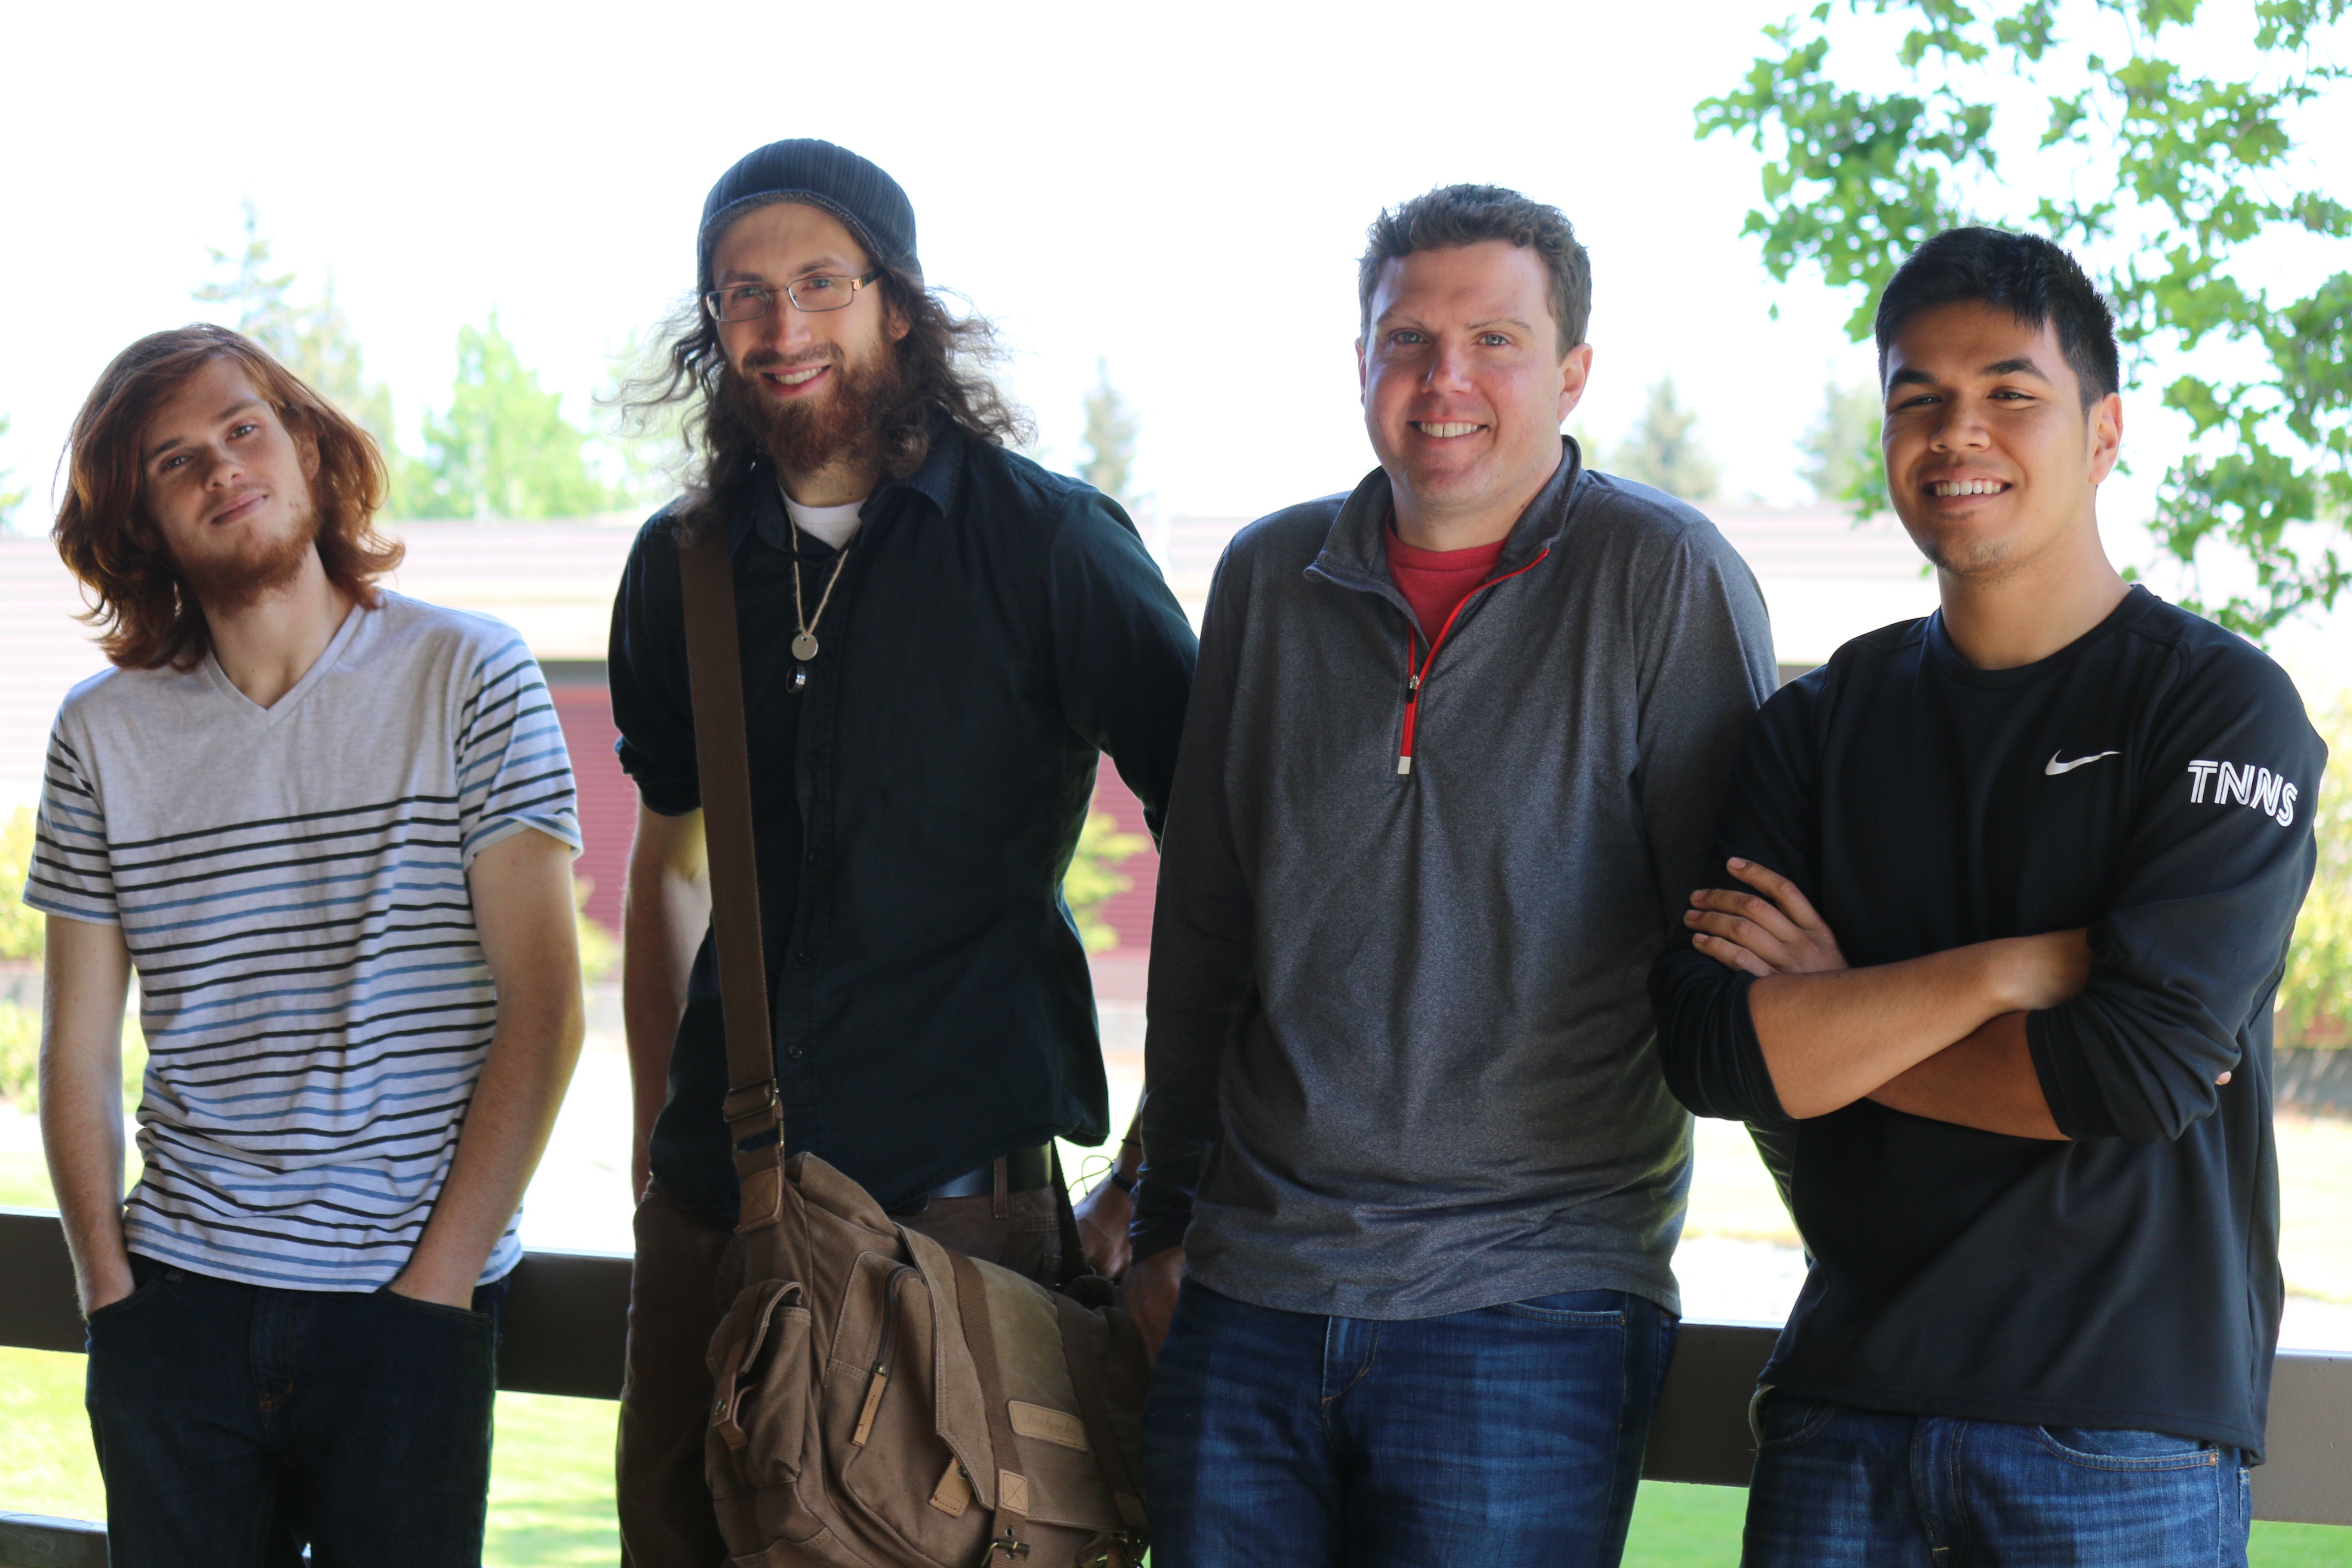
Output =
[
  {"x1": 406, "y1": 311, "x2": 615, "y2": 521},
  {"x1": 1610, "y1": 377, "x2": 1722, "y2": 501},
  {"x1": 2280, "y1": 697, "x2": 2352, "y2": 1047},
  {"x1": 1063, "y1": 811, "x2": 1148, "y2": 954},
  {"x1": 1698, "y1": 0, "x2": 2352, "y2": 638},
  {"x1": 195, "y1": 202, "x2": 398, "y2": 462},
  {"x1": 1800, "y1": 379, "x2": 1888, "y2": 516},
  {"x1": 0, "y1": 807, "x2": 41, "y2": 962},
  {"x1": 596, "y1": 330, "x2": 686, "y2": 511},
  {"x1": 0, "y1": 806, "x2": 41, "y2": 1111},
  {"x1": 0, "y1": 414, "x2": 26, "y2": 534},
  {"x1": 1079, "y1": 359, "x2": 1141, "y2": 513}
]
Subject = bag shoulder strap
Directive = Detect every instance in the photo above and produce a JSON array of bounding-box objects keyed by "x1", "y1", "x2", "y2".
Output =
[{"x1": 676, "y1": 527, "x2": 785, "y2": 1229}]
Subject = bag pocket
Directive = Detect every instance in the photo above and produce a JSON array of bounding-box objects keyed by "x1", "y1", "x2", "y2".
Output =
[
  {"x1": 709, "y1": 1278, "x2": 815, "y2": 1488},
  {"x1": 833, "y1": 1262, "x2": 990, "y2": 1566}
]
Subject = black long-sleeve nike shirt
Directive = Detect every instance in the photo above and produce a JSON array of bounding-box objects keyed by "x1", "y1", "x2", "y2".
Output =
[{"x1": 1651, "y1": 586, "x2": 2324, "y2": 1455}]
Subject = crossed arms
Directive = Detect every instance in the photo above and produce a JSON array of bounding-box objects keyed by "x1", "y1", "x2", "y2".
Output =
[
  {"x1": 1678, "y1": 858, "x2": 2234, "y2": 1139},
  {"x1": 1679, "y1": 858, "x2": 2091, "y2": 1137}
]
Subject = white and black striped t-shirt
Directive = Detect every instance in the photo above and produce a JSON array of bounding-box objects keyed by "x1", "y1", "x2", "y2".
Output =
[{"x1": 25, "y1": 594, "x2": 580, "y2": 1291}]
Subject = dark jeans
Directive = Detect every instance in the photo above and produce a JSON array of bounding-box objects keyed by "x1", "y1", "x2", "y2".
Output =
[
  {"x1": 1141, "y1": 1277, "x2": 1679, "y2": 1568},
  {"x1": 84, "y1": 1253, "x2": 505, "y2": 1568},
  {"x1": 1743, "y1": 1391, "x2": 2253, "y2": 1567}
]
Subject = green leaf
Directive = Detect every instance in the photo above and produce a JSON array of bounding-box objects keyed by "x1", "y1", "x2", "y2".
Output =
[{"x1": 1705, "y1": 0, "x2": 2352, "y2": 642}]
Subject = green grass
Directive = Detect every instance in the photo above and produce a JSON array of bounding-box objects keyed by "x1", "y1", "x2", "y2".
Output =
[
  {"x1": 1624, "y1": 1480, "x2": 2352, "y2": 1565},
  {"x1": 1, "y1": 1346, "x2": 2346, "y2": 1564},
  {"x1": 481, "y1": 1393, "x2": 620, "y2": 1566},
  {"x1": 1626, "y1": 1481, "x2": 1750, "y2": 1565},
  {"x1": 0, "y1": 1343, "x2": 101, "y2": 1520},
  {"x1": 0, "y1": 1147, "x2": 55, "y2": 1209}
]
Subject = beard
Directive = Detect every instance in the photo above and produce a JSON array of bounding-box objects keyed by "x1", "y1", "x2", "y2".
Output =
[
  {"x1": 171, "y1": 503, "x2": 320, "y2": 614},
  {"x1": 720, "y1": 341, "x2": 913, "y2": 478},
  {"x1": 1912, "y1": 524, "x2": 2021, "y2": 584}
]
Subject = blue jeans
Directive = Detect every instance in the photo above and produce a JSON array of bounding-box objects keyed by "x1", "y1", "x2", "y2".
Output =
[
  {"x1": 83, "y1": 1253, "x2": 505, "y2": 1568},
  {"x1": 1743, "y1": 1391, "x2": 2253, "y2": 1567},
  {"x1": 1141, "y1": 1277, "x2": 1679, "y2": 1568}
]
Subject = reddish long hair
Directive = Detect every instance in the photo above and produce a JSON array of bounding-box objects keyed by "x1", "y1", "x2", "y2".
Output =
[{"x1": 53, "y1": 325, "x2": 404, "y2": 670}]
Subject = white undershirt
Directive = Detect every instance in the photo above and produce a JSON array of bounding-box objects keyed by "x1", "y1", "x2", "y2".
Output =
[{"x1": 781, "y1": 491, "x2": 866, "y2": 551}]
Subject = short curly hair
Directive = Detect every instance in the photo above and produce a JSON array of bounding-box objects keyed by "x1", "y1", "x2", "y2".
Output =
[
  {"x1": 1358, "y1": 184, "x2": 1592, "y2": 355},
  {"x1": 54, "y1": 325, "x2": 403, "y2": 671}
]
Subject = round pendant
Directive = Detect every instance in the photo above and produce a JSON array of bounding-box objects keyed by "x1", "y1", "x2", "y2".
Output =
[{"x1": 791, "y1": 631, "x2": 819, "y2": 662}]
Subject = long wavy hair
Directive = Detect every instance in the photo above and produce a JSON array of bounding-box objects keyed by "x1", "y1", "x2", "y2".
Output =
[
  {"x1": 54, "y1": 325, "x2": 403, "y2": 671},
  {"x1": 619, "y1": 263, "x2": 1030, "y2": 543}
]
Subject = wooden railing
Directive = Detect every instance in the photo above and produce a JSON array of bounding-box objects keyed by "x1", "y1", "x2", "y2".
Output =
[{"x1": 3, "y1": 1206, "x2": 2347, "y2": 1565}]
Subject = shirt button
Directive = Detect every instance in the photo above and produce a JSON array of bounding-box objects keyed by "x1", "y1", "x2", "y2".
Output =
[
  {"x1": 806, "y1": 848, "x2": 828, "y2": 866},
  {"x1": 786, "y1": 1047, "x2": 805, "y2": 1061}
]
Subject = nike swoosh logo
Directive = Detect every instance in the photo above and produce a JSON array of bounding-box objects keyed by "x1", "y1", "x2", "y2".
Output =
[{"x1": 2046, "y1": 750, "x2": 2120, "y2": 775}]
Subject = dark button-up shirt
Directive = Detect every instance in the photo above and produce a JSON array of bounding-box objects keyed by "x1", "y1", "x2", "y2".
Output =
[{"x1": 609, "y1": 424, "x2": 1197, "y2": 1218}]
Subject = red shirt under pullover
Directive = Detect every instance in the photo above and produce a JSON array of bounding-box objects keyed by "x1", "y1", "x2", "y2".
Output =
[{"x1": 1386, "y1": 530, "x2": 1507, "y2": 640}]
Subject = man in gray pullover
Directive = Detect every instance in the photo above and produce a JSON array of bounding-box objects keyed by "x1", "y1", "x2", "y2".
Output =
[{"x1": 1124, "y1": 185, "x2": 1776, "y2": 1566}]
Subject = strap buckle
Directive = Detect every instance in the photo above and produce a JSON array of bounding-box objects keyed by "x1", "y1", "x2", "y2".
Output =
[
  {"x1": 987, "y1": 1530, "x2": 1031, "y2": 1561},
  {"x1": 721, "y1": 1080, "x2": 779, "y2": 1148}
]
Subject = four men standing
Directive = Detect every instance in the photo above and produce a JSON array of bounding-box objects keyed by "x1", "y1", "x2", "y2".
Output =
[{"x1": 21, "y1": 140, "x2": 2327, "y2": 1568}]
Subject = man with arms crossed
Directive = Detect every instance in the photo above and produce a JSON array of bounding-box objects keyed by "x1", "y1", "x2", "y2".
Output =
[
  {"x1": 1126, "y1": 185, "x2": 1776, "y2": 1565},
  {"x1": 1653, "y1": 228, "x2": 2324, "y2": 1565},
  {"x1": 609, "y1": 139, "x2": 1195, "y2": 1565},
  {"x1": 34, "y1": 325, "x2": 585, "y2": 1567}
]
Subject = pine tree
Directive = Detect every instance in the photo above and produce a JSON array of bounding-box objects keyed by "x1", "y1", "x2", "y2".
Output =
[
  {"x1": 194, "y1": 203, "x2": 398, "y2": 466},
  {"x1": 407, "y1": 311, "x2": 615, "y2": 521},
  {"x1": 1078, "y1": 359, "x2": 1140, "y2": 513},
  {"x1": 596, "y1": 330, "x2": 686, "y2": 510},
  {"x1": 1798, "y1": 380, "x2": 1884, "y2": 520},
  {"x1": 0, "y1": 414, "x2": 26, "y2": 534},
  {"x1": 1608, "y1": 378, "x2": 1721, "y2": 502}
]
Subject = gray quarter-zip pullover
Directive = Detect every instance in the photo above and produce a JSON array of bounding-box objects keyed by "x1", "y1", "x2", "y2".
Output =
[{"x1": 1134, "y1": 441, "x2": 1776, "y2": 1318}]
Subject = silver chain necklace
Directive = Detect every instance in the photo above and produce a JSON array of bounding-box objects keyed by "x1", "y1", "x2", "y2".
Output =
[{"x1": 781, "y1": 483, "x2": 861, "y2": 664}]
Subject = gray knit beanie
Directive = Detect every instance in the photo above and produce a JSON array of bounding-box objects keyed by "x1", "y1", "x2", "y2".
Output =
[{"x1": 698, "y1": 139, "x2": 920, "y2": 290}]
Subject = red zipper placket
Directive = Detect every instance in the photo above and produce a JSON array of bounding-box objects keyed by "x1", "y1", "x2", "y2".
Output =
[{"x1": 1396, "y1": 545, "x2": 1550, "y2": 776}]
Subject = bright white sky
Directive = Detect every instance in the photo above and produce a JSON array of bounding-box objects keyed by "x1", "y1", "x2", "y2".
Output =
[
  {"x1": 0, "y1": 0, "x2": 2339, "y2": 573},
  {"x1": 1, "y1": 0, "x2": 1890, "y2": 526}
]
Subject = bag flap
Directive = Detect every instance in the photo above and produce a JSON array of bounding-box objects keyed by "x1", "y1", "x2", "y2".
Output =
[
  {"x1": 787, "y1": 1152, "x2": 897, "y2": 1236},
  {"x1": 906, "y1": 1234, "x2": 1124, "y2": 1534},
  {"x1": 900, "y1": 1228, "x2": 995, "y2": 1505}
]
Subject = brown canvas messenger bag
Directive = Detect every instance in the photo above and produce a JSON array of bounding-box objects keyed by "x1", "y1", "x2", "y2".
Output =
[{"x1": 677, "y1": 527, "x2": 1152, "y2": 1568}]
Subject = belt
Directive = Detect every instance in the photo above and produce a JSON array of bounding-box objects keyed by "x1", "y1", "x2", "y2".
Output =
[{"x1": 889, "y1": 1143, "x2": 1054, "y2": 1213}]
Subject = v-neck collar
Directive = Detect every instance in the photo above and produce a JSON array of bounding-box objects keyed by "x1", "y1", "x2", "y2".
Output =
[{"x1": 200, "y1": 600, "x2": 367, "y2": 726}]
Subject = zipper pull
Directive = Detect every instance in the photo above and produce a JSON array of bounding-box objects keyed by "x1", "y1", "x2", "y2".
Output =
[{"x1": 1407, "y1": 673, "x2": 1421, "y2": 692}]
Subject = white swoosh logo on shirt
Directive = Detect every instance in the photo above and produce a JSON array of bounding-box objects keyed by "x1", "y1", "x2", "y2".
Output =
[{"x1": 2046, "y1": 750, "x2": 2120, "y2": 775}]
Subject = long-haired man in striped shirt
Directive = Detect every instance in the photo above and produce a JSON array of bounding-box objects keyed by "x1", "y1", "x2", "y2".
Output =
[{"x1": 29, "y1": 325, "x2": 587, "y2": 1568}]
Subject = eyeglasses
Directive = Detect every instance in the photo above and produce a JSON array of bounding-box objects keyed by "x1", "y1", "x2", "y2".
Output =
[{"x1": 702, "y1": 270, "x2": 883, "y2": 323}]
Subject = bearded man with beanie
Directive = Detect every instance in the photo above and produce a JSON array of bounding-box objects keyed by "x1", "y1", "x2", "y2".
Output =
[{"x1": 608, "y1": 138, "x2": 1197, "y2": 1565}]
